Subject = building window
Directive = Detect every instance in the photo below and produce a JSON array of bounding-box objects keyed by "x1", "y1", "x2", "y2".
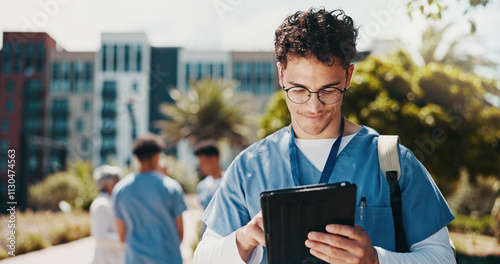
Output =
[
  {"x1": 83, "y1": 100, "x2": 90, "y2": 113},
  {"x1": 113, "y1": 45, "x2": 118, "y2": 71},
  {"x1": 197, "y1": 63, "x2": 203, "y2": 80},
  {"x1": 102, "y1": 44, "x2": 107, "y2": 72},
  {"x1": 136, "y1": 46, "x2": 142, "y2": 72},
  {"x1": 2, "y1": 120, "x2": 9, "y2": 133},
  {"x1": 37, "y1": 42, "x2": 45, "y2": 72},
  {"x1": 50, "y1": 61, "x2": 59, "y2": 93},
  {"x1": 74, "y1": 61, "x2": 81, "y2": 92},
  {"x1": 2, "y1": 42, "x2": 11, "y2": 74},
  {"x1": 28, "y1": 154, "x2": 38, "y2": 172},
  {"x1": 209, "y1": 63, "x2": 214, "y2": 78},
  {"x1": 5, "y1": 100, "x2": 14, "y2": 113},
  {"x1": 6, "y1": 81, "x2": 14, "y2": 93},
  {"x1": 185, "y1": 63, "x2": 191, "y2": 83},
  {"x1": 256, "y1": 62, "x2": 262, "y2": 79},
  {"x1": 1, "y1": 139, "x2": 8, "y2": 152},
  {"x1": 133, "y1": 82, "x2": 138, "y2": 93},
  {"x1": 26, "y1": 43, "x2": 33, "y2": 69},
  {"x1": 76, "y1": 119, "x2": 84, "y2": 132},
  {"x1": 220, "y1": 64, "x2": 225, "y2": 79},
  {"x1": 84, "y1": 62, "x2": 92, "y2": 92},
  {"x1": 234, "y1": 62, "x2": 240, "y2": 79},
  {"x1": 102, "y1": 81, "x2": 117, "y2": 97},
  {"x1": 62, "y1": 61, "x2": 70, "y2": 93},
  {"x1": 14, "y1": 43, "x2": 22, "y2": 73},
  {"x1": 124, "y1": 45, "x2": 130, "y2": 72}
]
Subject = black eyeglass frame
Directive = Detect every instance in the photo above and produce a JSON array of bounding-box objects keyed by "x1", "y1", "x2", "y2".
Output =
[{"x1": 281, "y1": 68, "x2": 349, "y2": 105}]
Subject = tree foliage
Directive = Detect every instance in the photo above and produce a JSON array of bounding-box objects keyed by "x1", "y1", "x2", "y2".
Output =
[
  {"x1": 420, "y1": 23, "x2": 497, "y2": 72},
  {"x1": 28, "y1": 160, "x2": 98, "y2": 211},
  {"x1": 406, "y1": 0, "x2": 490, "y2": 31},
  {"x1": 157, "y1": 78, "x2": 256, "y2": 148},
  {"x1": 258, "y1": 51, "x2": 500, "y2": 195}
]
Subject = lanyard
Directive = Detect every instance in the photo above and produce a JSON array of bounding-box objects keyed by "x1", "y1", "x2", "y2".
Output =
[{"x1": 289, "y1": 115, "x2": 345, "y2": 185}]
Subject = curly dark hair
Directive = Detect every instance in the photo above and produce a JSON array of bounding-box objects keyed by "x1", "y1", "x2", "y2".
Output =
[
  {"x1": 132, "y1": 133, "x2": 165, "y2": 161},
  {"x1": 275, "y1": 7, "x2": 358, "y2": 69},
  {"x1": 193, "y1": 140, "x2": 219, "y2": 157}
]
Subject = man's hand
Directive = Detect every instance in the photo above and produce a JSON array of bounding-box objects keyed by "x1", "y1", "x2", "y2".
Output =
[
  {"x1": 305, "y1": 224, "x2": 379, "y2": 264},
  {"x1": 235, "y1": 211, "x2": 266, "y2": 262}
]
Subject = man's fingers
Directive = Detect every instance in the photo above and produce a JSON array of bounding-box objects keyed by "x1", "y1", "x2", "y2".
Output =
[{"x1": 305, "y1": 239, "x2": 350, "y2": 260}]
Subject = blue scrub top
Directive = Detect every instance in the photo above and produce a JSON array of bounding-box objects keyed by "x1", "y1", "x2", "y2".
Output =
[
  {"x1": 113, "y1": 171, "x2": 187, "y2": 264},
  {"x1": 202, "y1": 126, "x2": 454, "y2": 262}
]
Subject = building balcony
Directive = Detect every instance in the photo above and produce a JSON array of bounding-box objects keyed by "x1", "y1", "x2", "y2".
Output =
[
  {"x1": 101, "y1": 127, "x2": 116, "y2": 135},
  {"x1": 51, "y1": 108, "x2": 69, "y2": 117},
  {"x1": 102, "y1": 89, "x2": 117, "y2": 98},
  {"x1": 51, "y1": 127, "x2": 69, "y2": 136},
  {"x1": 101, "y1": 109, "x2": 116, "y2": 118}
]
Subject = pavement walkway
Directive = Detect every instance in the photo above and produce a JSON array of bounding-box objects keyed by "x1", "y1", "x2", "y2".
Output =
[{"x1": 1, "y1": 195, "x2": 204, "y2": 264}]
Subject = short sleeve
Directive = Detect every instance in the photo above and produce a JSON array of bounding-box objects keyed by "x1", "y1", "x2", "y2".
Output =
[
  {"x1": 202, "y1": 157, "x2": 251, "y2": 237},
  {"x1": 399, "y1": 148, "x2": 455, "y2": 246},
  {"x1": 170, "y1": 181, "x2": 188, "y2": 218},
  {"x1": 112, "y1": 191, "x2": 125, "y2": 221}
]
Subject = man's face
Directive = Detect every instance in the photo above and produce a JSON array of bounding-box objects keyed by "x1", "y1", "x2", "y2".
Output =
[
  {"x1": 278, "y1": 56, "x2": 353, "y2": 139},
  {"x1": 197, "y1": 154, "x2": 218, "y2": 177}
]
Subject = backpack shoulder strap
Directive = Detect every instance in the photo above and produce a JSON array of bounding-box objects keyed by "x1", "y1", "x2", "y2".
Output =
[
  {"x1": 377, "y1": 135, "x2": 401, "y2": 181},
  {"x1": 378, "y1": 135, "x2": 408, "y2": 252}
]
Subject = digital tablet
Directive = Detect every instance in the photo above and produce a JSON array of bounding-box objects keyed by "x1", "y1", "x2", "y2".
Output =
[{"x1": 260, "y1": 181, "x2": 357, "y2": 264}]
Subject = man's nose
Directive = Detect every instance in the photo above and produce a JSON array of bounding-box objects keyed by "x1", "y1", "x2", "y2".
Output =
[{"x1": 305, "y1": 92, "x2": 324, "y2": 113}]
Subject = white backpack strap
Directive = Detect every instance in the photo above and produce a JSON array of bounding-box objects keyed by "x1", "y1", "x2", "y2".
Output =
[{"x1": 378, "y1": 135, "x2": 401, "y2": 181}]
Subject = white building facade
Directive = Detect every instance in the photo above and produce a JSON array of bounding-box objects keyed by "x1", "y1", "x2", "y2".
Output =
[{"x1": 93, "y1": 33, "x2": 150, "y2": 166}]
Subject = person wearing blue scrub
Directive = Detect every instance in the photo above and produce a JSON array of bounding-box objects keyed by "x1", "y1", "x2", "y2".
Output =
[
  {"x1": 113, "y1": 133, "x2": 187, "y2": 264},
  {"x1": 194, "y1": 141, "x2": 224, "y2": 210},
  {"x1": 194, "y1": 7, "x2": 456, "y2": 264}
]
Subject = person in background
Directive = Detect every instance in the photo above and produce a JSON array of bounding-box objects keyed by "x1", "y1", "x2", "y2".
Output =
[
  {"x1": 113, "y1": 133, "x2": 187, "y2": 264},
  {"x1": 156, "y1": 157, "x2": 169, "y2": 176},
  {"x1": 194, "y1": 140, "x2": 224, "y2": 209},
  {"x1": 89, "y1": 165, "x2": 124, "y2": 264}
]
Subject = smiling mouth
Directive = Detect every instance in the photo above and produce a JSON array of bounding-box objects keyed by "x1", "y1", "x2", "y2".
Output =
[{"x1": 302, "y1": 113, "x2": 325, "y2": 121}]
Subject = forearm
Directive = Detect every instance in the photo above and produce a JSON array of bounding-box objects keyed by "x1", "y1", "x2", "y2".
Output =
[
  {"x1": 375, "y1": 227, "x2": 456, "y2": 264},
  {"x1": 193, "y1": 228, "x2": 263, "y2": 264}
]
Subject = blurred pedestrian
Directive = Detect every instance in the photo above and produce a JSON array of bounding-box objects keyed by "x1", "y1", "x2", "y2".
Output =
[
  {"x1": 113, "y1": 133, "x2": 187, "y2": 264},
  {"x1": 194, "y1": 141, "x2": 224, "y2": 210},
  {"x1": 89, "y1": 165, "x2": 124, "y2": 264}
]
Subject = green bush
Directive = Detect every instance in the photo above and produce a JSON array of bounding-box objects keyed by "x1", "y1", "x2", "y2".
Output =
[
  {"x1": 29, "y1": 172, "x2": 85, "y2": 211},
  {"x1": 448, "y1": 213, "x2": 493, "y2": 236},
  {"x1": 28, "y1": 160, "x2": 98, "y2": 211},
  {"x1": 0, "y1": 210, "x2": 90, "y2": 259}
]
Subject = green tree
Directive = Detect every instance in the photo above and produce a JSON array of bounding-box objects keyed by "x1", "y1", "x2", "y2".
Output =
[
  {"x1": 257, "y1": 91, "x2": 290, "y2": 139},
  {"x1": 258, "y1": 51, "x2": 500, "y2": 195},
  {"x1": 157, "y1": 78, "x2": 256, "y2": 148},
  {"x1": 406, "y1": 0, "x2": 490, "y2": 32},
  {"x1": 420, "y1": 23, "x2": 497, "y2": 72}
]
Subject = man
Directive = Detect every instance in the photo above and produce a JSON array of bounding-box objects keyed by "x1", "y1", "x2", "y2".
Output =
[
  {"x1": 89, "y1": 165, "x2": 124, "y2": 264},
  {"x1": 113, "y1": 133, "x2": 187, "y2": 264},
  {"x1": 193, "y1": 8, "x2": 456, "y2": 264},
  {"x1": 194, "y1": 141, "x2": 224, "y2": 209}
]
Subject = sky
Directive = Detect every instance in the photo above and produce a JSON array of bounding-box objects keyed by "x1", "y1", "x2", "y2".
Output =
[{"x1": 0, "y1": 0, "x2": 499, "y2": 77}]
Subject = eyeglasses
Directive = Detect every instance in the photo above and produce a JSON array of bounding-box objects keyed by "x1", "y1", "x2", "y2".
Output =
[{"x1": 281, "y1": 69, "x2": 348, "y2": 105}]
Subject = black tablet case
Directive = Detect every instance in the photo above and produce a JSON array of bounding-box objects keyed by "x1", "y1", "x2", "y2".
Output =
[{"x1": 260, "y1": 182, "x2": 357, "y2": 264}]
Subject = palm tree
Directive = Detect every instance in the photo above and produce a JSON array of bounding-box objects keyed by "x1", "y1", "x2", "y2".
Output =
[{"x1": 156, "y1": 78, "x2": 256, "y2": 148}]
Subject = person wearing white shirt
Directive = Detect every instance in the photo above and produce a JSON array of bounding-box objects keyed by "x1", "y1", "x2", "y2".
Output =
[{"x1": 89, "y1": 165, "x2": 124, "y2": 264}]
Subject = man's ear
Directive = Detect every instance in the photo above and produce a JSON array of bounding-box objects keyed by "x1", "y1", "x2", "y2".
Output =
[
  {"x1": 346, "y1": 63, "x2": 355, "y2": 90},
  {"x1": 277, "y1": 62, "x2": 284, "y2": 88}
]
